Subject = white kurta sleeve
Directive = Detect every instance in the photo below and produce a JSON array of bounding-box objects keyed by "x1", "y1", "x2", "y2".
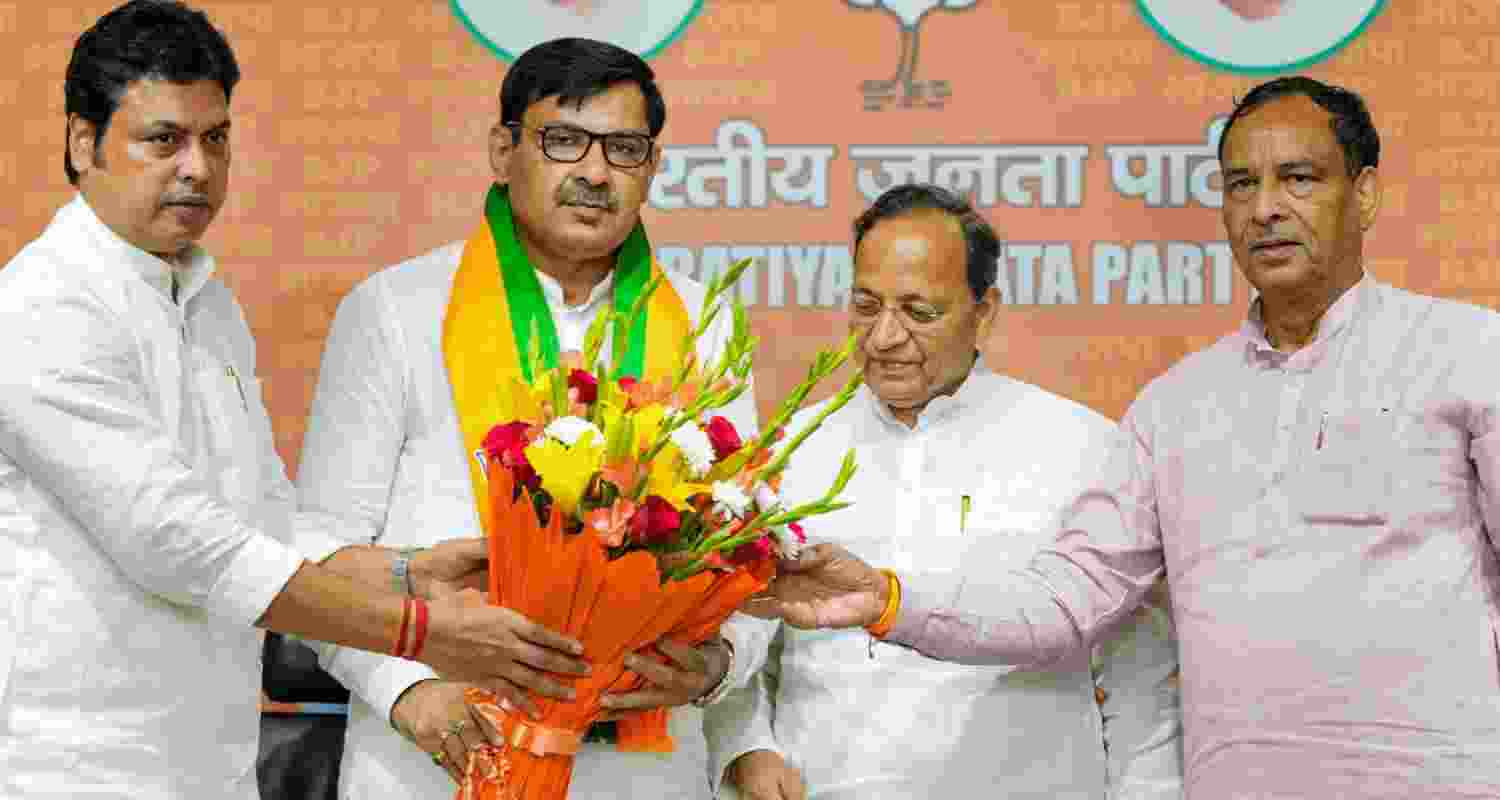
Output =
[
  {"x1": 294, "y1": 276, "x2": 438, "y2": 718},
  {"x1": 1093, "y1": 585, "x2": 1184, "y2": 799},
  {"x1": 0, "y1": 280, "x2": 304, "y2": 627},
  {"x1": 703, "y1": 628, "x2": 787, "y2": 797}
]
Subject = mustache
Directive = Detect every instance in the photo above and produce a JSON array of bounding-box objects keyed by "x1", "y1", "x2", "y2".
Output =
[{"x1": 557, "y1": 182, "x2": 618, "y2": 211}]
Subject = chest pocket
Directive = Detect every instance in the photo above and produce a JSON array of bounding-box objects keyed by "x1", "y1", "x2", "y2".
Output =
[
  {"x1": 1293, "y1": 410, "x2": 1475, "y2": 529},
  {"x1": 188, "y1": 349, "x2": 259, "y2": 514}
]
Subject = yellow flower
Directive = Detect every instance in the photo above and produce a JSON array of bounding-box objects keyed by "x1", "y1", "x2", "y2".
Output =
[
  {"x1": 524, "y1": 431, "x2": 604, "y2": 518},
  {"x1": 489, "y1": 375, "x2": 545, "y2": 425},
  {"x1": 631, "y1": 403, "x2": 668, "y2": 455},
  {"x1": 643, "y1": 443, "x2": 709, "y2": 510}
]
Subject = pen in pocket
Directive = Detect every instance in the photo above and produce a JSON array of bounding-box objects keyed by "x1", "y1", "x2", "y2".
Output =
[
  {"x1": 960, "y1": 494, "x2": 971, "y2": 534},
  {"x1": 226, "y1": 364, "x2": 248, "y2": 411}
]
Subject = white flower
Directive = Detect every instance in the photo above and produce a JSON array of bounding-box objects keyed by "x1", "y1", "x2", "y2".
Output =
[
  {"x1": 777, "y1": 525, "x2": 804, "y2": 560},
  {"x1": 544, "y1": 416, "x2": 602, "y2": 447},
  {"x1": 752, "y1": 482, "x2": 781, "y2": 513},
  {"x1": 669, "y1": 424, "x2": 716, "y2": 477},
  {"x1": 712, "y1": 481, "x2": 753, "y2": 517}
]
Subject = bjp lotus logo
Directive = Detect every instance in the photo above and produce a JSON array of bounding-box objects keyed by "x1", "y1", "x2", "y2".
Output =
[
  {"x1": 451, "y1": 0, "x2": 703, "y2": 62},
  {"x1": 849, "y1": 0, "x2": 978, "y2": 111},
  {"x1": 1136, "y1": 0, "x2": 1387, "y2": 74}
]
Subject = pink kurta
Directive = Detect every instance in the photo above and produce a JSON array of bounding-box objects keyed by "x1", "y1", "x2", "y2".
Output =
[{"x1": 888, "y1": 276, "x2": 1500, "y2": 798}]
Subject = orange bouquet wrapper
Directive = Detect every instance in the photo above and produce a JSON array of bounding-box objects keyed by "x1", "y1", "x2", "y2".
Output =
[{"x1": 455, "y1": 468, "x2": 774, "y2": 800}]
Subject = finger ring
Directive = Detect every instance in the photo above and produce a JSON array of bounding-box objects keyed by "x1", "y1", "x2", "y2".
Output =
[{"x1": 432, "y1": 751, "x2": 447, "y2": 765}]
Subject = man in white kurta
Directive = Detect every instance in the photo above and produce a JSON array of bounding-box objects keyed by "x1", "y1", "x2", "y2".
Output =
[
  {"x1": 296, "y1": 37, "x2": 774, "y2": 799},
  {"x1": 0, "y1": 4, "x2": 591, "y2": 795},
  {"x1": 299, "y1": 242, "x2": 770, "y2": 798},
  {"x1": 706, "y1": 183, "x2": 1182, "y2": 799}
]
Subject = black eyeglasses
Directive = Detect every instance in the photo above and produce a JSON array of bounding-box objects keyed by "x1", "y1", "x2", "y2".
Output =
[{"x1": 508, "y1": 123, "x2": 655, "y2": 168}]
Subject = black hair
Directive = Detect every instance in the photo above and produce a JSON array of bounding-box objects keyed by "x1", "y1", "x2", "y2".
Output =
[
  {"x1": 853, "y1": 183, "x2": 1000, "y2": 301},
  {"x1": 63, "y1": 0, "x2": 239, "y2": 185},
  {"x1": 1217, "y1": 75, "x2": 1379, "y2": 176},
  {"x1": 500, "y1": 37, "x2": 666, "y2": 140}
]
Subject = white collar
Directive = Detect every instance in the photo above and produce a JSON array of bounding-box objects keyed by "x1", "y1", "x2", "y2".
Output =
[{"x1": 64, "y1": 193, "x2": 216, "y2": 306}]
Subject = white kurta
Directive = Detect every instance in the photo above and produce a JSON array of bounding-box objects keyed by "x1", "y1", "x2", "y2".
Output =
[
  {"x1": 296, "y1": 240, "x2": 775, "y2": 799},
  {"x1": 705, "y1": 364, "x2": 1184, "y2": 799},
  {"x1": 0, "y1": 196, "x2": 306, "y2": 797}
]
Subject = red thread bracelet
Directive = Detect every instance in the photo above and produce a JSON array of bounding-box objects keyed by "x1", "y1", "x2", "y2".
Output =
[
  {"x1": 407, "y1": 597, "x2": 430, "y2": 661},
  {"x1": 393, "y1": 596, "x2": 413, "y2": 658}
]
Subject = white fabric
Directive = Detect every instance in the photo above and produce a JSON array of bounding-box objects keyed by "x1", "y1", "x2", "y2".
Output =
[
  {"x1": 0, "y1": 196, "x2": 306, "y2": 797},
  {"x1": 705, "y1": 363, "x2": 1184, "y2": 798},
  {"x1": 296, "y1": 239, "x2": 774, "y2": 799}
]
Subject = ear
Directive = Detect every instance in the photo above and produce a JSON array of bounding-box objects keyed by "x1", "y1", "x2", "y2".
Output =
[
  {"x1": 640, "y1": 140, "x2": 662, "y2": 194},
  {"x1": 489, "y1": 121, "x2": 514, "y2": 184},
  {"x1": 68, "y1": 114, "x2": 101, "y2": 174},
  {"x1": 1354, "y1": 165, "x2": 1381, "y2": 231},
  {"x1": 974, "y1": 285, "x2": 1001, "y2": 343}
]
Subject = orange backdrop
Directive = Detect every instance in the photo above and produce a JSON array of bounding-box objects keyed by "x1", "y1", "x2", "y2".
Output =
[{"x1": 1, "y1": 1, "x2": 1496, "y2": 479}]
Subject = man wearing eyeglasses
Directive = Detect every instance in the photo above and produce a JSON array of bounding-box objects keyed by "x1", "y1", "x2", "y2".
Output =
[{"x1": 295, "y1": 37, "x2": 771, "y2": 798}]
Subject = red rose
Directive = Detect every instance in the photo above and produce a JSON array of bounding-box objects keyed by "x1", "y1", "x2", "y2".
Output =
[
  {"x1": 482, "y1": 421, "x2": 538, "y2": 488},
  {"x1": 568, "y1": 368, "x2": 599, "y2": 405},
  {"x1": 788, "y1": 522, "x2": 807, "y2": 544},
  {"x1": 728, "y1": 534, "x2": 773, "y2": 566},
  {"x1": 629, "y1": 495, "x2": 681, "y2": 545},
  {"x1": 703, "y1": 415, "x2": 743, "y2": 461},
  {"x1": 617, "y1": 375, "x2": 638, "y2": 393}
]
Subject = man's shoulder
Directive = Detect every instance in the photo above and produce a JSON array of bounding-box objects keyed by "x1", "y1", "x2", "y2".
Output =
[
  {"x1": 1382, "y1": 281, "x2": 1500, "y2": 332},
  {"x1": 0, "y1": 233, "x2": 111, "y2": 315},
  {"x1": 343, "y1": 240, "x2": 466, "y2": 313},
  {"x1": 990, "y1": 372, "x2": 1114, "y2": 433},
  {"x1": 1136, "y1": 329, "x2": 1245, "y2": 406},
  {"x1": 368, "y1": 240, "x2": 465, "y2": 294}
]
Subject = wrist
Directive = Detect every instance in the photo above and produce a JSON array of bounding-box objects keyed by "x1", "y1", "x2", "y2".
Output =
[
  {"x1": 389, "y1": 678, "x2": 440, "y2": 735},
  {"x1": 864, "y1": 569, "x2": 901, "y2": 636},
  {"x1": 396, "y1": 547, "x2": 428, "y2": 597},
  {"x1": 872, "y1": 569, "x2": 892, "y2": 625},
  {"x1": 692, "y1": 638, "x2": 735, "y2": 707}
]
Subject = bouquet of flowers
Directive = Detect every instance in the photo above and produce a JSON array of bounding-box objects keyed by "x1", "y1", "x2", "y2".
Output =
[{"x1": 457, "y1": 259, "x2": 860, "y2": 800}]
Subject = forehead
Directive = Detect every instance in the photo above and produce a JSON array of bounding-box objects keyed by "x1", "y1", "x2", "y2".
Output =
[
  {"x1": 521, "y1": 82, "x2": 649, "y2": 131},
  {"x1": 113, "y1": 78, "x2": 229, "y2": 126},
  {"x1": 1221, "y1": 94, "x2": 1342, "y2": 168},
  {"x1": 854, "y1": 211, "x2": 969, "y2": 295}
]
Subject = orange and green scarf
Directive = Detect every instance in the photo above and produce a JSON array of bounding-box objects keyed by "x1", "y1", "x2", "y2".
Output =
[{"x1": 443, "y1": 184, "x2": 693, "y2": 536}]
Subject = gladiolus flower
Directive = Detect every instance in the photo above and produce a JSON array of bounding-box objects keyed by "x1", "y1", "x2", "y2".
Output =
[
  {"x1": 629, "y1": 495, "x2": 682, "y2": 545},
  {"x1": 712, "y1": 481, "x2": 752, "y2": 517},
  {"x1": 728, "y1": 534, "x2": 774, "y2": 566},
  {"x1": 669, "y1": 424, "x2": 716, "y2": 477},
  {"x1": 482, "y1": 421, "x2": 538, "y2": 488},
  {"x1": 568, "y1": 369, "x2": 599, "y2": 405},
  {"x1": 703, "y1": 416, "x2": 742, "y2": 461},
  {"x1": 585, "y1": 498, "x2": 638, "y2": 548}
]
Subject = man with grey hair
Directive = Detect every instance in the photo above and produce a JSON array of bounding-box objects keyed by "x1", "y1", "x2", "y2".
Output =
[{"x1": 710, "y1": 183, "x2": 1182, "y2": 799}]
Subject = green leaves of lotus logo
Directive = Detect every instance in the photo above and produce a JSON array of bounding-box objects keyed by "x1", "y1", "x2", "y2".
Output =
[
  {"x1": 451, "y1": 0, "x2": 704, "y2": 63},
  {"x1": 1136, "y1": 0, "x2": 1387, "y2": 74}
]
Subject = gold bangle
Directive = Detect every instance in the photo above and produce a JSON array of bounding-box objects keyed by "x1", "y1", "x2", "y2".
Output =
[{"x1": 864, "y1": 569, "x2": 901, "y2": 639}]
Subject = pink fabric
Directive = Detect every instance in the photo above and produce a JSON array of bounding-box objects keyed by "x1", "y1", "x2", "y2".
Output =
[{"x1": 889, "y1": 276, "x2": 1500, "y2": 798}]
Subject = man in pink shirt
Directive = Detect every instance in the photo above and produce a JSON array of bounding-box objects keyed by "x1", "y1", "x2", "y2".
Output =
[{"x1": 750, "y1": 76, "x2": 1500, "y2": 798}]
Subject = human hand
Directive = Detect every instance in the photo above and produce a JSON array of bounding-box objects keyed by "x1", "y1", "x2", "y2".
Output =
[
  {"x1": 410, "y1": 537, "x2": 490, "y2": 598},
  {"x1": 741, "y1": 544, "x2": 887, "y2": 630},
  {"x1": 390, "y1": 680, "x2": 501, "y2": 785},
  {"x1": 726, "y1": 749, "x2": 806, "y2": 800},
  {"x1": 598, "y1": 638, "x2": 732, "y2": 718},
  {"x1": 419, "y1": 588, "x2": 590, "y2": 717}
]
